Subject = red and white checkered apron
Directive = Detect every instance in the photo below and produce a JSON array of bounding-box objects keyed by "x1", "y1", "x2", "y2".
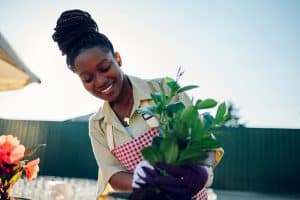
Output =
[
  {"x1": 193, "y1": 188, "x2": 208, "y2": 200},
  {"x1": 110, "y1": 127, "x2": 208, "y2": 200},
  {"x1": 111, "y1": 127, "x2": 159, "y2": 173}
]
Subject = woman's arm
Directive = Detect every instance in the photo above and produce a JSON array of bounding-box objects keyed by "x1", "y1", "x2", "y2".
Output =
[
  {"x1": 89, "y1": 118, "x2": 128, "y2": 195},
  {"x1": 109, "y1": 171, "x2": 133, "y2": 191}
]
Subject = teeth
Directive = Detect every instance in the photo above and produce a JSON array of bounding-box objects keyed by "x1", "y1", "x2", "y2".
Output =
[{"x1": 101, "y1": 84, "x2": 113, "y2": 94}]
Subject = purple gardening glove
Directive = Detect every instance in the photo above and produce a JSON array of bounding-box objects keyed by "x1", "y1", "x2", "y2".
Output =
[
  {"x1": 131, "y1": 161, "x2": 168, "y2": 200},
  {"x1": 132, "y1": 161, "x2": 209, "y2": 199},
  {"x1": 153, "y1": 162, "x2": 208, "y2": 198}
]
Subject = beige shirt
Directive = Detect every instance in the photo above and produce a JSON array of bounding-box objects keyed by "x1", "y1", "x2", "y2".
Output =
[{"x1": 88, "y1": 75, "x2": 223, "y2": 197}]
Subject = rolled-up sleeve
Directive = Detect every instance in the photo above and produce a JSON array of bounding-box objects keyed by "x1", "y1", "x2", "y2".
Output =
[
  {"x1": 88, "y1": 117, "x2": 126, "y2": 196},
  {"x1": 213, "y1": 147, "x2": 224, "y2": 167}
]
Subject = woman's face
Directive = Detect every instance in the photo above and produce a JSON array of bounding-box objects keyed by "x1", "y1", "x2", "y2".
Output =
[{"x1": 74, "y1": 47, "x2": 124, "y2": 102}]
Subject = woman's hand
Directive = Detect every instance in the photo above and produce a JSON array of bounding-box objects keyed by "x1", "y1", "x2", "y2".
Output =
[
  {"x1": 132, "y1": 161, "x2": 209, "y2": 199},
  {"x1": 154, "y1": 163, "x2": 208, "y2": 197}
]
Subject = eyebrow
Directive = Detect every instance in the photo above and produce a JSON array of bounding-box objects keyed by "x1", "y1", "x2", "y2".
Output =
[{"x1": 78, "y1": 59, "x2": 109, "y2": 76}]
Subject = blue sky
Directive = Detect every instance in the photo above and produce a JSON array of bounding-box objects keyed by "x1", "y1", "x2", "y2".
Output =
[{"x1": 0, "y1": 0, "x2": 299, "y2": 128}]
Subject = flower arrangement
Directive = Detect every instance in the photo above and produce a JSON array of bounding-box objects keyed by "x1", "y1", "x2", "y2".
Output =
[{"x1": 0, "y1": 135, "x2": 44, "y2": 200}]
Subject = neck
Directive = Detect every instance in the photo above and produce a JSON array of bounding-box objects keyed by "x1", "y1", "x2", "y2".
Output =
[
  {"x1": 110, "y1": 76, "x2": 134, "y2": 125},
  {"x1": 110, "y1": 76, "x2": 133, "y2": 109}
]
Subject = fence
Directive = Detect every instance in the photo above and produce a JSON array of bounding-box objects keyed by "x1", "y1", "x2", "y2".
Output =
[
  {"x1": 0, "y1": 119, "x2": 97, "y2": 179},
  {"x1": 214, "y1": 127, "x2": 300, "y2": 193},
  {"x1": 0, "y1": 119, "x2": 299, "y2": 194}
]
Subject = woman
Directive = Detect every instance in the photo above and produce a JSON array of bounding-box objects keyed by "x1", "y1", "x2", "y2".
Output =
[{"x1": 52, "y1": 9, "x2": 223, "y2": 200}]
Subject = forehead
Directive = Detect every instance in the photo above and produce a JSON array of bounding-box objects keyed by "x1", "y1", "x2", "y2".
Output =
[{"x1": 74, "y1": 47, "x2": 112, "y2": 70}]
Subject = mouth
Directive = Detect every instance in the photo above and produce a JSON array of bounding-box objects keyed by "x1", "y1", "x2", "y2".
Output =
[{"x1": 96, "y1": 82, "x2": 113, "y2": 95}]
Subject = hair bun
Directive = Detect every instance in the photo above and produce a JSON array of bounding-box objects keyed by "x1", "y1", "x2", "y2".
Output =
[{"x1": 52, "y1": 9, "x2": 99, "y2": 55}]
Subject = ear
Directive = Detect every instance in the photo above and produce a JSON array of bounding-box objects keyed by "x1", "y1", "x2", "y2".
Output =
[{"x1": 114, "y1": 51, "x2": 122, "y2": 66}]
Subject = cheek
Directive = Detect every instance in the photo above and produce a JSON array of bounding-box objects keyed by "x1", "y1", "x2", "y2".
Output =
[
  {"x1": 82, "y1": 83, "x2": 94, "y2": 92},
  {"x1": 113, "y1": 67, "x2": 123, "y2": 82}
]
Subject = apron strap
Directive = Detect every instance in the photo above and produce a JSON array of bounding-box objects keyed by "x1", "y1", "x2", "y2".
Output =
[
  {"x1": 106, "y1": 123, "x2": 114, "y2": 151},
  {"x1": 106, "y1": 99, "x2": 159, "y2": 151}
]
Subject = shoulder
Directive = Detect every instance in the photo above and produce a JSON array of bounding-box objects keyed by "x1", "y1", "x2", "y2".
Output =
[
  {"x1": 88, "y1": 106, "x2": 105, "y2": 135},
  {"x1": 89, "y1": 99, "x2": 112, "y2": 122},
  {"x1": 128, "y1": 75, "x2": 162, "y2": 86},
  {"x1": 143, "y1": 77, "x2": 168, "y2": 92},
  {"x1": 146, "y1": 77, "x2": 164, "y2": 85},
  {"x1": 128, "y1": 75, "x2": 166, "y2": 96},
  {"x1": 128, "y1": 75, "x2": 162, "y2": 84},
  {"x1": 89, "y1": 106, "x2": 103, "y2": 122}
]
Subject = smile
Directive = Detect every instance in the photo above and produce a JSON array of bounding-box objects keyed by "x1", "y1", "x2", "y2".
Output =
[{"x1": 99, "y1": 83, "x2": 113, "y2": 94}]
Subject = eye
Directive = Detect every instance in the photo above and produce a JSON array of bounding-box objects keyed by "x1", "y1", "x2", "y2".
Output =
[
  {"x1": 81, "y1": 74, "x2": 93, "y2": 83},
  {"x1": 99, "y1": 62, "x2": 111, "y2": 73}
]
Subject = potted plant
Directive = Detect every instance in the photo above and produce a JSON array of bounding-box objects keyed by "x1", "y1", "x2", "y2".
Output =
[{"x1": 132, "y1": 72, "x2": 229, "y2": 199}]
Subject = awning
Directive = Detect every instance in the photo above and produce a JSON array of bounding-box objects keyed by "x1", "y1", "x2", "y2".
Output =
[{"x1": 0, "y1": 32, "x2": 41, "y2": 90}]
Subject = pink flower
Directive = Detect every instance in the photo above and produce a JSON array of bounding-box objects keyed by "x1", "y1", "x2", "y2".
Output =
[
  {"x1": 24, "y1": 158, "x2": 40, "y2": 181},
  {"x1": 0, "y1": 135, "x2": 25, "y2": 164}
]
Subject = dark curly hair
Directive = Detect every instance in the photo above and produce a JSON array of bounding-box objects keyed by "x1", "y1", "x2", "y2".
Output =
[{"x1": 52, "y1": 9, "x2": 114, "y2": 71}]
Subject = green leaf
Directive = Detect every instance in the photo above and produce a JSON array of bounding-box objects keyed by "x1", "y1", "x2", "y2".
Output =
[
  {"x1": 180, "y1": 106, "x2": 198, "y2": 123},
  {"x1": 136, "y1": 105, "x2": 157, "y2": 116},
  {"x1": 165, "y1": 77, "x2": 180, "y2": 93},
  {"x1": 150, "y1": 92, "x2": 162, "y2": 105},
  {"x1": 178, "y1": 148, "x2": 208, "y2": 164},
  {"x1": 177, "y1": 85, "x2": 199, "y2": 94},
  {"x1": 223, "y1": 114, "x2": 230, "y2": 121},
  {"x1": 174, "y1": 120, "x2": 189, "y2": 143},
  {"x1": 3, "y1": 179, "x2": 7, "y2": 187},
  {"x1": 158, "y1": 81, "x2": 168, "y2": 104},
  {"x1": 190, "y1": 118, "x2": 204, "y2": 141},
  {"x1": 152, "y1": 136, "x2": 163, "y2": 149},
  {"x1": 141, "y1": 147, "x2": 163, "y2": 165},
  {"x1": 166, "y1": 102, "x2": 185, "y2": 114},
  {"x1": 190, "y1": 137, "x2": 222, "y2": 150},
  {"x1": 196, "y1": 99, "x2": 217, "y2": 109},
  {"x1": 9, "y1": 171, "x2": 23, "y2": 188},
  {"x1": 214, "y1": 102, "x2": 226, "y2": 124},
  {"x1": 12, "y1": 164, "x2": 23, "y2": 174},
  {"x1": 160, "y1": 138, "x2": 179, "y2": 163},
  {"x1": 24, "y1": 144, "x2": 46, "y2": 158},
  {"x1": 203, "y1": 112, "x2": 214, "y2": 131},
  {"x1": 195, "y1": 99, "x2": 202, "y2": 105}
]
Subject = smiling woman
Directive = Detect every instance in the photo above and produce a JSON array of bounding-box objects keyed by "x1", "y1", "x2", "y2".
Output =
[
  {"x1": 52, "y1": 9, "x2": 221, "y2": 200},
  {"x1": 74, "y1": 47, "x2": 125, "y2": 103}
]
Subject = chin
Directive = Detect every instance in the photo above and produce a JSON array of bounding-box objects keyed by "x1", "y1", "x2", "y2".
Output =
[{"x1": 94, "y1": 93, "x2": 117, "y2": 102}]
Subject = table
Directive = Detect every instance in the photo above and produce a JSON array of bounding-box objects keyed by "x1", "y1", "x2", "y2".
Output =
[{"x1": 11, "y1": 176, "x2": 98, "y2": 200}]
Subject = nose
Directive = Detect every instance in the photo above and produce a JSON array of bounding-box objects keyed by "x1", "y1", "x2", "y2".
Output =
[{"x1": 94, "y1": 72, "x2": 107, "y2": 87}]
